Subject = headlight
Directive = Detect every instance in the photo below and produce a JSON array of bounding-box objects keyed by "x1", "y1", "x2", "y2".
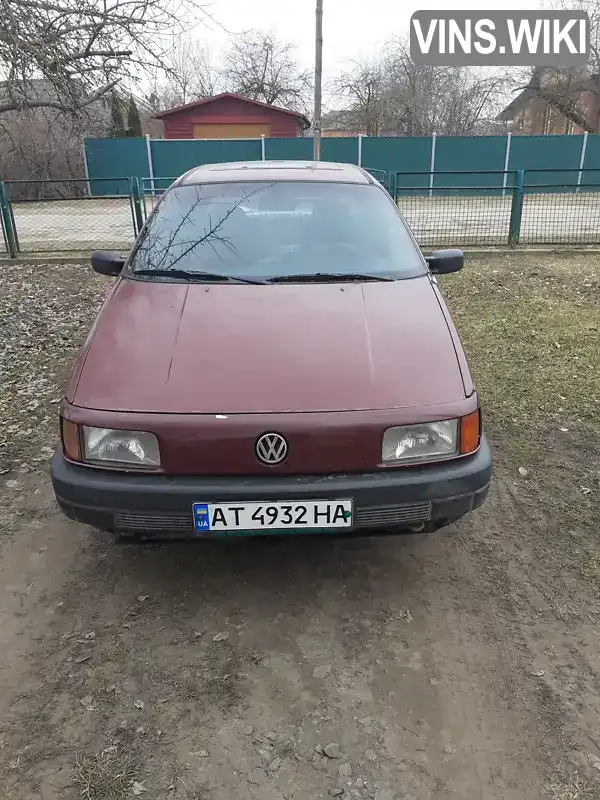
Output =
[
  {"x1": 382, "y1": 420, "x2": 458, "y2": 464},
  {"x1": 82, "y1": 427, "x2": 160, "y2": 468}
]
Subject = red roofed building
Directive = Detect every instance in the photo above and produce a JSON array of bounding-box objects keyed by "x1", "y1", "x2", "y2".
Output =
[{"x1": 154, "y1": 92, "x2": 311, "y2": 139}]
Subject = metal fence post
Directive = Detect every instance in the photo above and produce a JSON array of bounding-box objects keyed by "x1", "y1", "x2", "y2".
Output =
[
  {"x1": 390, "y1": 172, "x2": 398, "y2": 201},
  {"x1": 357, "y1": 134, "x2": 363, "y2": 166},
  {"x1": 577, "y1": 132, "x2": 588, "y2": 192},
  {"x1": 0, "y1": 181, "x2": 18, "y2": 258},
  {"x1": 8, "y1": 198, "x2": 20, "y2": 253},
  {"x1": 145, "y1": 135, "x2": 156, "y2": 196},
  {"x1": 82, "y1": 137, "x2": 92, "y2": 196},
  {"x1": 127, "y1": 177, "x2": 137, "y2": 237},
  {"x1": 501, "y1": 132, "x2": 512, "y2": 197},
  {"x1": 0, "y1": 188, "x2": 7, "y2": 254},
  {"x1": 508, "y1": 169, "x2": 525, "y2": 247},
  {"x1": 429, "y1": 133, "x2": 436, "y2": 198},
  {"x1": 261, "y1": 135, "x2": 266, "y2": 161},
  {"x1": 130, "y1": 177, "x2": 145, "y2": 236}
]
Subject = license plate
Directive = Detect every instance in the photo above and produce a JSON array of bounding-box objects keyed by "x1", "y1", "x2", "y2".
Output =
[{"x1": 192, "y1": 500, "x2": 353, "y2": 533}]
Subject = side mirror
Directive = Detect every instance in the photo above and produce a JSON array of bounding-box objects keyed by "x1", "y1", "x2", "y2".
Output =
[
  {"x1": 91, "y1": 250, "x2": 125, "y2": 276},
  {"x1": 426, "y1": 248, "x2": 464, "y2": 275}
]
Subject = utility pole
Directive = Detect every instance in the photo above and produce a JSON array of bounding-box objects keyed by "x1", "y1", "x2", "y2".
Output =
[{"x1": 313, "y1": 0, "x2": 323, "y2": 160}]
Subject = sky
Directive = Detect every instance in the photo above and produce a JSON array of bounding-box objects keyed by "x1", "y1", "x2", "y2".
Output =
[{"x1": 198, "y1": 0, "x2": 548, "y2": 94}]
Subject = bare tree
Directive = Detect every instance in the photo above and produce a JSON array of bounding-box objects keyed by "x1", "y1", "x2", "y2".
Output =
[
  {"x1": 0, "y1": 101, "x2": 108, "y2": 197},
  {"x1": 505, "y1": 0, "x2": 600, "y2": 133},
  {"x1": 514, "y1": 66, "x2": 599, "y2": 132},
  {"x1": 333, "y1": 58, "x2": 385, "y2": 136},
  {"x1": 0, "y1": 0, "x2": 213, "y2": 183},
  {"x1": 0, "y1": 0, "x2": 210, "y2": 116},
  {"x1": 149, "y1": 36, "x2": 218, "y2": 109},
  {"x1": 333, "y1": 39, "x2": 507, "y2": 136},
  {"x1": 221, "y1": 30, "x2": 311, "y2": 111}
]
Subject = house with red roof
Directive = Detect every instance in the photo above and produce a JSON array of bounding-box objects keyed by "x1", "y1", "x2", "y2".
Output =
[{"x1": 154, "y1": 92, "x2": 311, "y2": 139}]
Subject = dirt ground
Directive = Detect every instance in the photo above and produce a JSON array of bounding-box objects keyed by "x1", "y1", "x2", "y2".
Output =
[{"x1": 1, "y1": 254, "x2": 600, "y2": 800}]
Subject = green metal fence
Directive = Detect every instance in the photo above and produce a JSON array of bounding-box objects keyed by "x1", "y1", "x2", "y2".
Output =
[
  {"x1": 395, "y1": 171, "x2": 521, "y2": 248},
  {"x1": 1, "y1": 178, "x2": 137, "y2": 257},
  {"x1": 393, "y1": 168, "x2": 600, "y2": 247},
  {"x1": 84, "y1": 132, "x2": 600, "y2": 197},
  {"x1": 3, "y1": 169, "x2": 600, "y2": 256}
]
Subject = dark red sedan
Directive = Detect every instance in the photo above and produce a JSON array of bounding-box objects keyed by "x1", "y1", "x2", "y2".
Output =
[{"x1": 51, "y1": 160, "x2": 491, "y2": 539}]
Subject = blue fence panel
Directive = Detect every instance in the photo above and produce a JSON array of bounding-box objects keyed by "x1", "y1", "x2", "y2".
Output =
[
  {"x1": 580, "y1": 135, "x2": 600, "y2": 188},
  {"x1": 320, "y1": 137, "x2": 359, "y2": 164},
  {"x1": 434, "y1": 136, "x2": 508, "y2": 190},
  {"x1": 508, "y1": 134, "x2": 585, "y2": 189},
  {"x1": 366, "y1": 137, "x2": 432, "y2": 191},
  {"x1": 150, "y1": 139, "x2": 262, "y2": 181},
  {"x1": 582, "y1": 134, "x2": 600, "y2": 172},
  {"x1": 84, "y1": 133, "x2": 600, "y2": 197},
  {"x1": 85, "y1": 138, "x2": 148, "y2": 195},
  {"x1": 264, "y1": 138, "x2": 313, "y2": 160}
]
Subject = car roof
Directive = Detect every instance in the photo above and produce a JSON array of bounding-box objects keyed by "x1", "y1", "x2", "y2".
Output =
[{"x1": 179, "y1": 160, "x2": 373, "y2": 186}]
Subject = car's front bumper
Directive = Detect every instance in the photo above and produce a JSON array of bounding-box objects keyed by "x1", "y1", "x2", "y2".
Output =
[{"x1": 51, "y1": 436, "x2": 492, "y2": 538}]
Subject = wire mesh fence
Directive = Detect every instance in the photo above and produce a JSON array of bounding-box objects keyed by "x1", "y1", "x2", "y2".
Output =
[
  {"x1": 393, "y1": 170, "x2": 600, "y2": 247},
  {"x1": 0, "y1": 182, "x2": 12, "y2": 255},
  {"x1": 3, "y1": 169, "x2": 600, "y2": 256},
  {"x1": 364, "y1": 167, "x2": 388, "y2": 189},
  {"x1": 519, "y1": 186, "x2": 600, "y2": 245},
  {"x1": 4, "y1": 178, "x2": 136, "y2": 255},
  {"x1": 140, "y1": 177, "x2": 176, "y2": 221},
  {"x1": 397, "y1": 187, "x2": 600, "y2": 248},
  {"x1": 397, "y1": 189, "x2": 513, "y2": 247}
]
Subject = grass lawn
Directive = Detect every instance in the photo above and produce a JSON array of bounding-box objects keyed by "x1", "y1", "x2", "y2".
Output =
[
  {"x1": 441, "y1": 253, "x2": 600, "y2": 437},
  {"x1": 441, "y1": 253, "x2": 600, "y2": 593}
]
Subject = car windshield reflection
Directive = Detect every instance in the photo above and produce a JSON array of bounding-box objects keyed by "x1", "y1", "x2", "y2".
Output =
[{"x1": 127, "y1": 180, "x2": 427, "y2": 282}]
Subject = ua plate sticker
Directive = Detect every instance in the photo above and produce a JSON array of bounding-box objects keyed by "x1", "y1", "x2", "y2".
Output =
[
  {"x1": 193, "y1": 503, "x2": 211, "y2": 531},
  {"x1": 192, "y1": 500, "x2": 353, "y2": 533}
]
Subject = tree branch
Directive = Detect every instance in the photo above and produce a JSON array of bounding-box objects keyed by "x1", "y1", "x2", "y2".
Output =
[
  {"x1": 532, "y1": 87, "x2": 596, "y2": 132},
  {"x1": 0, "y1": 80, "x2": 120, "y2": 114}
]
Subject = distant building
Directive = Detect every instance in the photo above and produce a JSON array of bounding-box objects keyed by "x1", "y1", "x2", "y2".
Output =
[
  {"x1": 321, "y1": 130, "x2": 366, "y2": 137},
  {"x1": 154, "y1": 92, "x2": 310, "y2": 139},
  {"x1": 320, "y1": 109, "x2": 366, "y2": 138},
  {"x1": 497, "y1": 67, "x2": 600, "y2": 134}
]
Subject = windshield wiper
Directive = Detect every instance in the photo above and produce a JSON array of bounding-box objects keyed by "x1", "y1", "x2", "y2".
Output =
[
  {"x1": 131, "y1": 269, "x2": 265, "y2": 285},
  {"x1": 267, "y1": 272, "x2": 395, "y2": 283}
]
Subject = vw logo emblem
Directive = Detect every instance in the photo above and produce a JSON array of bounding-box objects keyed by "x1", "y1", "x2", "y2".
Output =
[{"x1": 255, "y1": 432, "x2": 288, "y2": 465}]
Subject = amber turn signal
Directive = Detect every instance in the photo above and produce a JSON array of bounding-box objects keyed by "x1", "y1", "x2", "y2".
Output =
[
  {"x1": 460, "y1": 410, "x2": 480, "y2": 455},
  {"x1": 61, "y1": 418, "x2": 81, "y2": 462}
]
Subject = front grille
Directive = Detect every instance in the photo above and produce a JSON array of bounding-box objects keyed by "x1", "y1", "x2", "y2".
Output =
[
  {"x1": 115, "y1": 511, "x2": 192, "y2": 531},
  {"x1": 114, "y1": 501, "x2": 431, "y2": 533},
  {"x1": 355, "y1": 502, "x2": 430, "y2": 527}
]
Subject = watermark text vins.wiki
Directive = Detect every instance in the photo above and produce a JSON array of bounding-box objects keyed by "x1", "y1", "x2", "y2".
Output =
[{"x1": 410, "y1": 11, "x2": 589, "y2": 66}]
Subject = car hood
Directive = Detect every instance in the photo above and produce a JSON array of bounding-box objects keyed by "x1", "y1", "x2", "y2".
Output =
[{"x1": 71, "y1": 276, "x2": 467, "y2": 413}]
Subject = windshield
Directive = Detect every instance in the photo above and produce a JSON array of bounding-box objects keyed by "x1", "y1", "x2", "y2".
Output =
[{"x1": 127, "y1": 181, "x2": 427, "y2": 282}]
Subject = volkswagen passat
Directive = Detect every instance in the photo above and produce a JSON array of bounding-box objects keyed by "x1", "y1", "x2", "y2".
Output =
[{"x1": 51, "y1": 161, "x2": 492, "y2": 540}]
